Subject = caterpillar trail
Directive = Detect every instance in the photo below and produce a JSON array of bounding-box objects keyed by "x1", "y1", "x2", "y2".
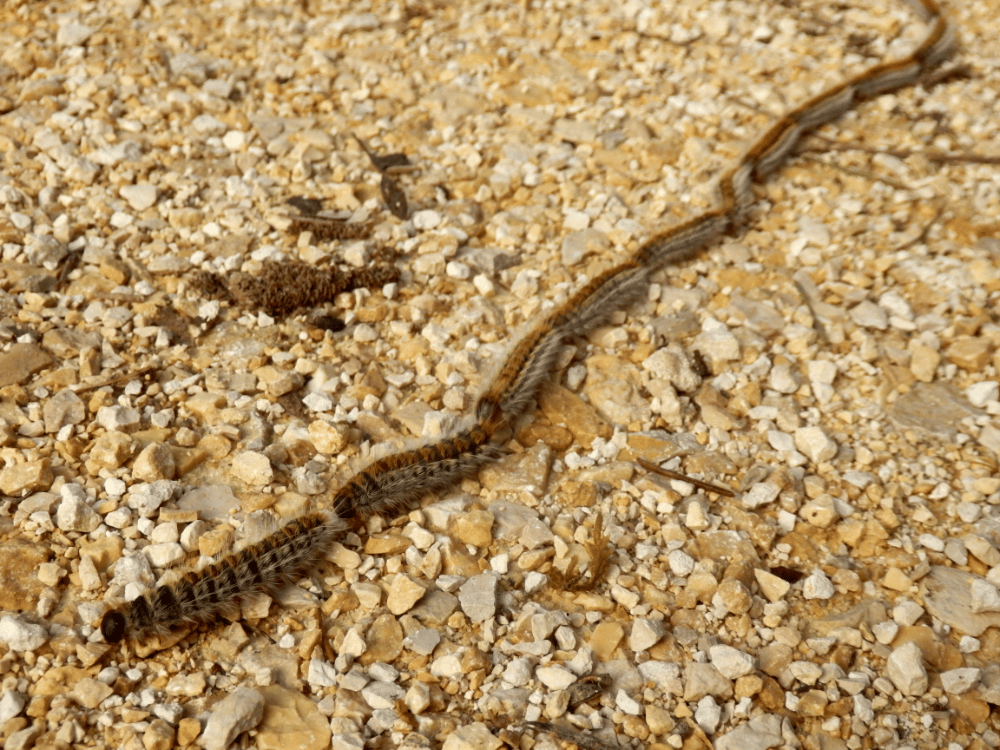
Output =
[{"x1": 101, "y1": 0, "x2": 954, "y2": 646}]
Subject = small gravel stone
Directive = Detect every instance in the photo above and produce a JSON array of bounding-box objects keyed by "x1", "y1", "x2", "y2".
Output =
[
  {"x1": 794, "y1": 426, "x2": 837, "y2": 463},
  {"x1": 754, "y1": 568, "x2": 791, "y2": 602},
  {"x1": 458, "y1": 572, "x2": 499, "y2": 623},
  {"x1": 695, "y1": 695, "x2": 722, "y2": 733},
  {"x1": 43, "y1": 389, "x2": 86, "y2": 433},
  {"x1": 970, "y1": 579, "x2": 1000, "y2": 613},
  {"x1": 120, "y1": 184, "x2": 158, "y2": 211},
  {"x1": 361, "y1": 681, "x2": 405, "y2": 709},
  {"x1": 940, "y1": 667, "x2": 981, "y2": 694},
  {"x1": 387, "y1": 574, "x2": 427, "y2": 615},
  {"x1": 802, "y1": 570, "x2": 835, "y2": 600},
  {"x1": 892, "y1": 600, "x2": 924, "y2": 626},
  {"x1": 629, "y1": 619, "x2": 666, "y2": 652},
  {"x1": 683, "y1": 662, "x2": 733, "y2": 701},
  {"x1": 886, "y1": 641, "x2": 928, "y2": 696},
  {"x1": 0, "y1": 460, "x2": 54, "y2": 496},
  {"x1": 56, "y1": 484, "x2": 101, "y2": 532},
  {"x1": 537, "y1": 665, "x2": 576, "y2": 690},
  {"x1": 231, "y1": 451, "x2": 274, "y2": 486},
  {"x1": 667, "y1": 549, "x2": 695, "y2": 576},
  {"x1": 872, "y1": 620, "x2": 899, "y2": 645},
  {"x1": 128, "y1": 480, "x2": 177, "y2": 517},
  {"x1": 70, "y1": 677, "x2": 114, "y2": 709},
  {"x1": 743, "y1": 481, "x2": 781, "y2": 509},
  {"x1": 441, "y1": 723, "x2": 502, "y2": 750},
  {"x1": 202, "y1": 688, "x2": 265, "y2": 750},
  {"x1": 616, "y1": 689, "x2": 643, "y2": 716},
  {"x1": 0, "y1": 690, "x2": 26, "y2": 725},
  {"x1": 0, "y1": 615, "x2": 48, "y2": 652},
  {"x1": 850, "y1": 300, "x2": 888, "y2": 329},
  {"x1": 132, "y1": 442, "x2": 177, "y2": 482},
  {"x1": 402, "y1": 628, "x2": 440, "y2": 656},
  {"x1": 710, "y1": 644, "x2": 755, "y2": 679},
  {"x1": 145, "y1": 542, "x2": 185, "y2": 568}
]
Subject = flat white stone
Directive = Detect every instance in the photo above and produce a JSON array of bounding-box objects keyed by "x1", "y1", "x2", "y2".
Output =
[
  {"x1": 970, "y1": 579, "x2": 1000, "y2": 613},
  {"x1": 709, "y1": 644, "x2": 755, "y2": 679},
  {"x1": 940, "y1": 667, "x2": 981, "y2": 695}
]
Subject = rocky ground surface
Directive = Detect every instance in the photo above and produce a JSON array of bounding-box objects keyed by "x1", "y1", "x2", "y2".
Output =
[{"x1": 1, "y1": 0, "x2": 999, "y2": 749}]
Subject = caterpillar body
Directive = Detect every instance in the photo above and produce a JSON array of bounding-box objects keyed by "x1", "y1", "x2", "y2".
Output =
[
  {"x1": 100, "y1": 513, "x2": 344, "y2": 644},
  {"x1": 101, "y1": 0, "x2": 954, "y2": 646}
]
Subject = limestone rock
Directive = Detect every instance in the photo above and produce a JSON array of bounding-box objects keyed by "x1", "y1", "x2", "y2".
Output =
[
  {"x1": 886, "y1": 641, "x2": 928, "y2": 696},
  {"x1": 0, "y1": 459, "x2": 53, "y2": 496},
  {"x1": 458, "y1": 572, "x2": 498, "y2": 623},
  {"x1": 256, "y1": 685, "x2": 331, "y2": 750},
  {"x1": 0, "y1": 615, "x2": 48, "y2": 652},
  {"x1": 202, "y1": 687, "x2": 265, "y2": 750}
]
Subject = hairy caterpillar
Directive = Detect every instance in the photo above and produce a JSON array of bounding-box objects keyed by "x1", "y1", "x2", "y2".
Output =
[
  {"x1": 100, "y1": 513, "x2": 344, "y2": 644},
  {"x1": 101, "y1": 0, "x2": 954, "y2": 646},
  {"x1": 332, "y1": 418, "x2": 507, "y2": 522}
]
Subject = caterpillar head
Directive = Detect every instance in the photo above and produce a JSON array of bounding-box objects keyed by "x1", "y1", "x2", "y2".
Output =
[{"x1": 101, "y1": 611, "x2": 127, "y2": 644}]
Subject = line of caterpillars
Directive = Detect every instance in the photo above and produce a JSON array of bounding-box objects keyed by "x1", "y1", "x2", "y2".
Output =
[{"x1": 101, "y1": 0, "x2": 955, "y2": 645}]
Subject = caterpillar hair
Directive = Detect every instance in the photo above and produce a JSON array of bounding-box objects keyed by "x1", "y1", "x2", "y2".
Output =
[
  {"x1": 331, "y1": 421, "x2": 505, "y2": 522},
  {"x1": 100, "y1": 512, "x2": 344, "y2": 645}
]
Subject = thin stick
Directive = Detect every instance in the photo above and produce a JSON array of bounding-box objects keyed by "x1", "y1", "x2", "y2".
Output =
[{"x1": 637, "y1": 458, "x2": 735, "y2": 497}]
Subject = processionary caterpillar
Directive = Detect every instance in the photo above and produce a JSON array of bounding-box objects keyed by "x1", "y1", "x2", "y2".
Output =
[
  {"x1": 101, "y1": 0, "x2": 955, "y2": 645},
  {"x1": 100, "y1": 513, "x2": 344, "y2": 644}
]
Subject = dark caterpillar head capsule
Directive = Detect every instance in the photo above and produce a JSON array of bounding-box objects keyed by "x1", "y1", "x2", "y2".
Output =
[{"x1": 101, "y1": 611, "x2": 127, "y2": 644}]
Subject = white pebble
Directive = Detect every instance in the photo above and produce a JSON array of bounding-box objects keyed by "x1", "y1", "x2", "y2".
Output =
[
  {"x1": 353, "y1": 324, "x2": 378, "y2": 343},
  {"x1": 794, "y1": 426, "x2": 838, "y2": 463},
  {"x1": 872, "y1": 620, "x2": 898, "y2": 645},
  {"x1": 201, "y1": 688, "x2": 265, "y2": 750},
  {"x1": 223, "y1": 130, "x2": 247, "y2": 150},
  {"x1": 120, "y1": 184, "x2": 158, "y2": 211},
  {"x1": 630, "y1": 619, "x2": 666, "y2": 652},
  {"x1": 695, "y1": 695, "x2": 721, "y2": 734},
  {"x1": 886, "y1": 641, "x2": 928, "y2": 696},
  {"x1": 967, "y1": 381, "x2": 999, "y2": 408},
  {"x1": 56, "y1": 484, "x2": 100, "y2": 533},
  {"x1": 412, "y1": 210, "x2": 442, "y2": 230},
  {"x1": 78, "y1": 556, "x2": 102, "y2": 591},
  {"x1": 970, "y1": 579, "x2": 1000, "y2": 613},
  {"x1": 940, "y1": 667, "x2": 981, "y2": 695},
  {"x1": 562, "y1": 210, "x2": 590, "y2": 231},
  {"x1": 0, "y1": 615, "x2": 48, "y2": 652},
  {"x1": 446, "y1": 261, "x2": 470, "y2": 279},
  {"x1": 144, "y1": 543, "x2": 185, "y2": 568},
  {"x1": 802, "y1": 570, "x2": 835, "y2": 600},
  {"x1": 524, "y1": 571, "x2": 547, "y2": 594},
  {"x1": 667, "y1": 549, "x2": 695, "y2": 576},
  {"x1": 918, "y1": 533, "x2": 944, "y2": 552},
  {"x1": 503, "y1": 658, "x2": 532, "y2": 687},
  {"x1": 472, "y1": 274, "x2": 495, "y2": 296},
  {"x1": 959, "y1": 635, "x2": 980, "y2": 653},
  {"x1": 742, "y1": 481, "x2": 781, "y2": 509},
  {"x1": 616, "y1": 690, "x2": 643, "y2": 716},
  {"x1": 709, "y1": 644, "x2": 755, "y2": 679}
]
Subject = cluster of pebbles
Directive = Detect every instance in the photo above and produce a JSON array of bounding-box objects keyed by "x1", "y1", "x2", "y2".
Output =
[{"x1": 1, "y1": 0, "x2": 1000, "y2": 749}]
